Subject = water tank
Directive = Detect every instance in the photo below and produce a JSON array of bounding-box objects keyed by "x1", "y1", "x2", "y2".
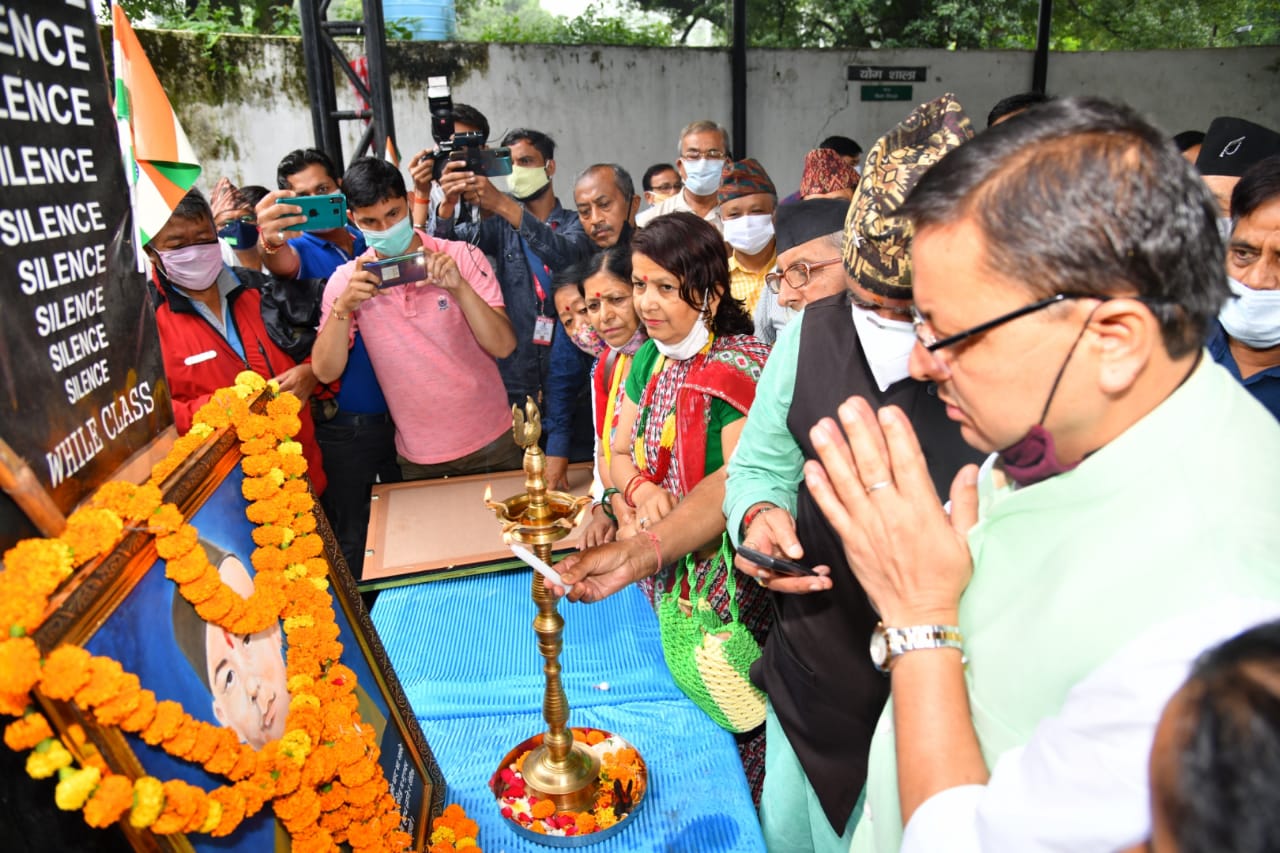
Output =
[{"x1": 383, "y1": 0, "x2": 456, "y2": 40}]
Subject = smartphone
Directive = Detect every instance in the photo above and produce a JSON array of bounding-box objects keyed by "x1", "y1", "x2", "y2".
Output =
[
  {"x1": 735, "y1": 545, "x2": 816, "y2": 577},
  {"x1": 446, "y1": 145, "x2": 514, "y2": 178},
  {"x1": 280, "y1": 193, "x2": 347, "y2": 232},
  {"x1": 367, "y1": 251, "x2": 428, "y2": 288}
]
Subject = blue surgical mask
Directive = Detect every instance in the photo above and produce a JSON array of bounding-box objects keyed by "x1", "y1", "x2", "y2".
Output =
[
  {"x1": 361, "y1": 214, "x2": 415, "y2": 257},
  {"x1": 682, "y1": 158, "x2": 725, "y2": 197}
]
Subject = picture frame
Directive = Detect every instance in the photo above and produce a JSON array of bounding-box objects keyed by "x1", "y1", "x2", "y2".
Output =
[{"x1": 27, "y1": 420, "x2": 445, "y2": 851}]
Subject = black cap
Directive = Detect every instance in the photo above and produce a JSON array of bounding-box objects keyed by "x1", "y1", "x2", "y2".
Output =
[
  {"x1": 1196, "y1": 117, "x2": 1280, "y2": 177},
  {"x1": 775, "y1": 198, "x2": 849, "y2": 255}
]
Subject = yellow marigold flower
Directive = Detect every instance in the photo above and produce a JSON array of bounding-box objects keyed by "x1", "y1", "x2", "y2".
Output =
[
  {"x1": 189, "y1": 422, "x2": 214, "y2": 439},
  {"x1": 26, "y1": 738, "x2": 73, "y2": 778},
  {"x1": 55, "y1": 765, "x2": 101, "y2": 810},
  {"x1": 431, "y1": 826, "x2": 456, "y2": 845},
  {"x1": 309, "y1": 577, "x2": 329, "y2": 592},
  {"x1": 283, "y1": 614, "x2": 315, "y2": 633},
  {"x1": 278, "y1": 439, "x2": 304, "y2": 456},
  {"x1": 290, "y1": 693, "x2": 321, "y2": 712},
  {"x1": 287, "y1": 674, "x2": 314, "y2": 693},
  {"x1": 279, "y1": 729, "x2": 312, "y2": 765},
  {"x1": 595, "y1": 806, "x2": 618, "y2": 829},
  {"x1": 235, "y1": 370, "x2": 266, "y2": 391},
  {"x1": 4, "y1": 538, "x2": 74, "y2": 595},
  {"x1": 284, "y1": 563, "x2": 308, "y2": 580},
  {"x1": 456, "y1": 838, "x2": 478, "y2": 849},
  {"x1": 129, "y1": 776, "x2": 165, "y2": 828},
  {"x1": 198, "y1": 797, "x2": 224, "y2": 834}
]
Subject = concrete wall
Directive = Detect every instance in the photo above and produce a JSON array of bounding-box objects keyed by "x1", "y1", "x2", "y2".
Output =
[{"x1": 121, "y1": 30, "x2": 1280, "y2": 201}]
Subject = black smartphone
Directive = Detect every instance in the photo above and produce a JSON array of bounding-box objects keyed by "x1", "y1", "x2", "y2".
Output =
[
  {"x1": 367, "y1": 251, "x2": 428, "y2": 288},
  {"x1": 735, "y1": 545, "x2": 816, "y2": 577},
  {"x1": 279, "y1": 193, "x2": 347, "y2": 232}
]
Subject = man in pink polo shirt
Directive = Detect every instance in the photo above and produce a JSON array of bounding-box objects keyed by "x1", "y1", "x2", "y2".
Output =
[{"x1": 312, "y1": 157, "x2": 523, "y2": 479}]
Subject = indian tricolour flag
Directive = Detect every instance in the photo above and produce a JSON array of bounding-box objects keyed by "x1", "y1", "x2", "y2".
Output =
[{"x1": 112, "y1": 5, "x2": 201, "y2": 255}]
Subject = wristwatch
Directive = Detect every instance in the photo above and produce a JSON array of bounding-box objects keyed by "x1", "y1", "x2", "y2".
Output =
[{"x1": 870, "y1": 622, "x2": 964, "y2": 673}]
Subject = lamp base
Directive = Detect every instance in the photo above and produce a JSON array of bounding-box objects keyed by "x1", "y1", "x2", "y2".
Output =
[{"x1": 521, "y1": 741, "x2": 600, "y2": 813}]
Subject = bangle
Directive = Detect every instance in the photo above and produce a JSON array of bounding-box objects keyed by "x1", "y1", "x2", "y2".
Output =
[
  {"x1": 623, "y1": 473, "x2": 648, "y2": 508},
  {"x1": 600, "y1": 488, "x2": 620, "y2": 522},
  {"x1": 741, "y1": 504, "x2": 777, "y2": 537},
  {"x1": 411, "y1": 192, "x2": 428, "y2": 206},
  {"x1": 332, "y1": 308, "x2": 351, "y2": 321},
  {"x1": 639, "y1": 529, "x2": 662, "y2": 571}
]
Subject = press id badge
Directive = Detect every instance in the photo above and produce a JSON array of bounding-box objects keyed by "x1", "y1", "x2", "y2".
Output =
[{"x1": 533, "y1": 314, "x2": 555, "y2": 346}]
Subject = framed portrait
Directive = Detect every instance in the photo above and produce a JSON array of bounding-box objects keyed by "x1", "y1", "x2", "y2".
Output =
[{"x1": 28, "y1": 424, "x2": 445, "y2": 851}]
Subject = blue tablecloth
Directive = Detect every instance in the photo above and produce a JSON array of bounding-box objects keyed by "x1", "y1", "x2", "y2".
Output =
[{"x1": 370, "y1": 569, "x2": 766, "y2": 852}]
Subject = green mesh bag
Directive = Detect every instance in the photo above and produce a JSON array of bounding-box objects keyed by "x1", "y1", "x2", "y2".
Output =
[{"x1": 657, "y1": 534, "x2": 766, "y2": 733}]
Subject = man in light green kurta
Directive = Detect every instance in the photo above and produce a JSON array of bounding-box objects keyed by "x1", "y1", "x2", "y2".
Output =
[{"x1": 799, "y1": 97, "x2": 1280, "y2": 853}]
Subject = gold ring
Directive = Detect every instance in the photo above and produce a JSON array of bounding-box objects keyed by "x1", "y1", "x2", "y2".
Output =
[{"x1": 865, "y1": 480, "x2": 893, "y2": 494}]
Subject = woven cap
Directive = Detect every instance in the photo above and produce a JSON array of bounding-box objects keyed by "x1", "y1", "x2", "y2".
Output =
[
  {"x1": 800, "y1": 148, "x2": 858, "y2": 197},
  {"x1": 843, "y1": 93, "x2": 974, "y2": 298},
  {"x1": 1195, "y1": 116, "x2": 1280, "y2": 177},
  {"x1": 717, "y1": 158, "x2": 776, "y2": 204}
]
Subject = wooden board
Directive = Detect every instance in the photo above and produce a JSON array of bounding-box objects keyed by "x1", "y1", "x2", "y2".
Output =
[{"x1": 360, "y1": 463, "x2": 595, "y2": 590}]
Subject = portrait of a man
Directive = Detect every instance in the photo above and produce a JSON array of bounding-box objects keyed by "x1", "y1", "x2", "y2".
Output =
[{"x1": 171, "y1": 540, "x2": 291, "y2": 749}]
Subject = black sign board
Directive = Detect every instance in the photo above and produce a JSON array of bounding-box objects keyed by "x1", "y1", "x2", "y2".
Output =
[
  {"x1": 0, "y1": 0, "x2": 171, "y2": 544},
  {"x1": 848, "y1": 65, "x2": 928, "y2": 83},
  {"x1": 861, "y1": 85, "x2": 915, "y2": 102}
]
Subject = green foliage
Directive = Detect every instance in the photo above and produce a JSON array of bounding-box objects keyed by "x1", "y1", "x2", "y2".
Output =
[
  {"x1": 458, "y1": 0, "x2": 671, "y2": 45},
  {"x1": 112, "y1": 0, "x2": 300, "y2": 37}
]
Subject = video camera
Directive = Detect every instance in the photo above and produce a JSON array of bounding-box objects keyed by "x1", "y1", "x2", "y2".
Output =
[{"x1": 426, "y1": 76, "x2": 512, "y2": 180}]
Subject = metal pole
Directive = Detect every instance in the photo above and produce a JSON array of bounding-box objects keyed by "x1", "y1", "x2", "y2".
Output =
[
  {"x1": 1032, "y1": 0, "x2": 1052, "y2": 94},
  {"x1": 362, "y1": 0, "x2": 398, "y2": 165},
  {"x1": 298, "y1": 0, "x2": 342, "y2": 168},
  {"x1": 730, "y1": 0, "x2": 747, "y2": 158}
]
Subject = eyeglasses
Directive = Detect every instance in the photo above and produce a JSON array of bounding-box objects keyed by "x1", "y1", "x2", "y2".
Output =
[
  {"x1": 681, "y1": 149, "x2": 726, "y2": 162},
  {"x1": 650, "y1": 182, "x2": 683, "y2": 193},
  {"x1": 765, "y1": 258, "x2": 841, "y2": 293},
  {"x1": 911, "y1": 292, "x2": 1095, "y2": 352}
]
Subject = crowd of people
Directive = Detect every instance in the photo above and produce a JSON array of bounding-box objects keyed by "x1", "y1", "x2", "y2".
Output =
[{"x1": 140, "y1": 90, "x2": 1280, "y2": 852}]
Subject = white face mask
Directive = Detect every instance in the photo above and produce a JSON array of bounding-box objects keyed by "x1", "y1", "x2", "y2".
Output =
[
  {"x1": 723, "y1": 213, "x2": 775, "y2": 255},
  {"x1": 681, "y1": 158, "x2": 724, "y2": 197},
  {"x1": 653, "y1": 311, "x2": 712, "y2": 361},
  {"x1": 1219, "y1": 276, "x2": 1280, "y2": 349},
  {"x1": 850, "y1": 304, "x2": 916, "y2": 391}
]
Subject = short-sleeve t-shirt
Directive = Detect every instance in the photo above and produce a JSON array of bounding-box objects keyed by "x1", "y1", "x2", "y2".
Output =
[{"x1": 319, "y1": 229, "x2": 511, "y2": 464}]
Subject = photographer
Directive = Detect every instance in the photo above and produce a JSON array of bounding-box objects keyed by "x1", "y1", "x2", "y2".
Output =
[
  {"x1": 407, "y1": 102, "x2": 490, "y2": 230},
  {"x1": 428, "y1": 128, "x2": 594, "y2": 418}
]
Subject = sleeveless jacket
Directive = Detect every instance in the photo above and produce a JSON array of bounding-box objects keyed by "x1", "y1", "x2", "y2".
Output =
[{"x1": 753, "y1": 291, "x2": 982, "y2": 830}]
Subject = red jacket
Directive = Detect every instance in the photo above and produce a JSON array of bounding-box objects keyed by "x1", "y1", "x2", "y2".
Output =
[{"x1": 150, "y1": 270, "x2": 327, "y2": 495}]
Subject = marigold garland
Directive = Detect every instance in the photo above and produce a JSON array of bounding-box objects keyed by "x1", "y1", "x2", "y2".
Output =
[{"x1": 0, "y1": 372, "x2": 414, "y2": 851}]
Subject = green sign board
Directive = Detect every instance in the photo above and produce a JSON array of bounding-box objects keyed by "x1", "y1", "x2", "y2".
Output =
[{"x1": 861, "y1": 84, "x2": 913, "y2": 102}]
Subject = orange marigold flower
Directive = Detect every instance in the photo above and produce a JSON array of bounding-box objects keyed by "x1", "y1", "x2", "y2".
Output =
[
  {"x1": 280, "y1": 454, "x2": 308, "y2": 478},
  {"x1": 84, "y1": 774, "x2": 135, "y2": 828},
  {"x1": 251, "y1": 546, "x2": 288, "y2": 574},
  {"x1": 154, "y1": 523, "x2": 199, "y2": 561},
  {"x1": 149, "y1": 504, "x2": 185, "y2": 536},
  {"x1": 60, "y1": 507, "x2": 124, "y2": 562},
  {"x1": 203, "y1": 729, "x2": 245, "y2": 776},
  {"x1": 226, "y1": 746, "x2": 258, "y2": 782},
  {"x1": 240, "y1": 437, "x2": 277, "y2": 457},
  {"x1": 73, "y1": 656, "x2": 127, "y2": 708},
  {"x1": 283, "y1": 479, "x2": 311, "y2": 495},
  {"x1": 141, "y1": 700, "x2": 186, "y2": 746},
  {"x1": 162, "y1": 718, "x2": 202, "y2": 759},
  {"x1": 4, "y1": 538, "x2": 74, "y2": 595},
  {"x1": 119, "y1": 689, "x2": 158, "y2": 733},
  {"x1": 267, "y1": 394, "x2": 301, "y2": 417},
  {"x1": 163, "y1": 546, "x2": 211, "y2": 585},
  {"x1": 530, "y1": 799, "x2": 556, "y2": 820},
  {"x1": 91, "y1": 673, "x2": 142, "y2": 726},
  {"x1": 38, "y1": 645, "x2": 92, "y2": 700},
  {"x1": 209, "y1": 786, "x2": 248, "y2": 837},
  {"x1": 151, "y1": 779, "x2": 201, "y2": 834},
  {"x1": 3, "y1": 712, "x2": 53, "y2": 751},
  {"x1": 0, "y1": 636, "x2": 41, "y2": 694},
  {"x1": 575, "y1": 811, "x2": 597, "y2": 833},
  {"x1": 194, "y1": 588, "x2": 238, "y2": 624},
  {"x1": 187, "y1": 722, "x2": 223, "y2": 765},
  {"x1": 0, "y1": 690, "x2": 28, "y2": 716},
  {"x1": 179, "y1": 570, "x2": 223, "y2": 605},
  {"x1": 586, "y1": 729, "x2": 606, "y2": 746}
]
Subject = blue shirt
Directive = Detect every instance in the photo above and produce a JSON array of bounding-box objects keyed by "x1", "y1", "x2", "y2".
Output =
[
  {"x1": 544, "y1": 322, "x2": 595, "y2": 457},
  {"x1": 431, "y1": 199, "x2": 592, "y2": 400},
  {"x1": 289, "y1": 227, "x2": 367, "y2": 280},
  {"x1": 1208, "y1": 320, "x2": 1280, "y2": 421}
]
